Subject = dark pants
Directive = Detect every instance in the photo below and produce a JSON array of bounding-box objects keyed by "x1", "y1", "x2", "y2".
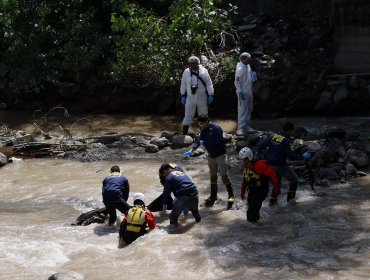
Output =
[
  {"x1": 247, "y1": 185, "x2": 269, "y2": 222},
  {"x1": 271, "y1": 165, "x2": 299, "y2": 197},
  {"x1": 103, "y1": 193, "x2": 130, "y2": 225},
  {"x1": 170, "y1": 195, "x2": 201, "y2": 225}
]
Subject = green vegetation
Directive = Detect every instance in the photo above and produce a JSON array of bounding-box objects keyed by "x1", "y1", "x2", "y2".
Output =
[{"x1": 0, "y1": 0, "x2": 237, "y2": 100}]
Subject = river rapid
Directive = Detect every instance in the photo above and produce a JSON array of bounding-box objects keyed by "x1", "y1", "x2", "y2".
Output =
[{"x1": 1, "y1": 112, "x2": 370, "y2": 280}]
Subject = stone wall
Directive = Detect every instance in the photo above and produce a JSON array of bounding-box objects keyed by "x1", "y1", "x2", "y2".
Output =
[
  {"x1": 235, "y1": 0, "x2": 370, "y2": 74},
  {"x1": 331, "y1": 0, "x2": 370, "y2": 73}
]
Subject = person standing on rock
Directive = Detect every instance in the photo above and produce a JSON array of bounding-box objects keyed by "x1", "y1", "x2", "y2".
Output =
[
  {"x1": 186, "y1": 115, "x2": 235, "y2": 209},
  {"x1": 180, "y1": 56, "x2": 214, "y2": 135},
  {"x1": 102, "y1": 165, "x2": 131, "y2": 226},
  {"x1": 257, "y1": 122, "x2": 312, "y2": 203},
  {"x1": 234, "y1": 52, "x2": 256, "y2": 134}
]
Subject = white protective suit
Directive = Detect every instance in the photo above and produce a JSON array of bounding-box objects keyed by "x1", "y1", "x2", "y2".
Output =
[
  {"x1": 234, "y1": 62, "x2": 253, "y2": 132},
  {"x1": 180, "y1": 65, "x2": 214, "y2": 126}
]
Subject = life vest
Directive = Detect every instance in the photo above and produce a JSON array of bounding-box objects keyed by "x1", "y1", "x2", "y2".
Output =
[
  {"x1": 126, "y1": 207, "x2": 146, "y2": 233},
  {"x1": 243, "y1": 162, "x2": 269, "y2": 189}
]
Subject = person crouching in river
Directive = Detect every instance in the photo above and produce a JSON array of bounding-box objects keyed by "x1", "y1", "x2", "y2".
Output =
[
  {"x1": 159, "y1": 163, "x2": 201, "y2": 232},
  {"x1": 239, "y1": 147, "x2": 281, "y2": 223},
  {"x1": 118, "y1": 192, "x2": 156, "y2": 248},
  {"x1": 102, "y1": 165, "x2": 131, "y2": 226}
]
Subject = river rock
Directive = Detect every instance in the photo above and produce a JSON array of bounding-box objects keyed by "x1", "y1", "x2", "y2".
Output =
[
  {"x1": 349, "y1": 75, "x2": 360, "y2": 89},
  {"x1": 314, "y1": 91, "x2": 332, "y2": 111},
  {"x1": 0, "y1": 152, "x2": 7, "y2": 167},
  {"x1": 192, "y1": 148, "x2": 205, "y2": 157},
  {"x1": 347, "y1": 149, "x2": 369, "y2": 168},
  {"x1": 333, "y1": 86, "x2": 349, "y2": 104},
  {"x1": 161, "y1": 131, "x2": 175, "y2": 139},
  {"x1": 318, "y1": 167, "x2": 338, "y2": 179},
  {"x1": 145, "y1": 144, "x2": 159, "y2": 153},
  {"x1": 171, "y1": 135, "x2": 193, "y2": 148},
  {"x1": 150, "y1": 137, "x2": 169, "y2": 148},
  {"x1": 345, "y1": 163, "x2": 357, "y2": 175},
  {"x1": 48, "y1": 273, "x2": 78, "y2": 280},
  {"x1": 0, "y1": 102, "x2": 7, "y2": 110},
  {"x1": 247, "y1": 134, "x2": 260, "y2": 146}
]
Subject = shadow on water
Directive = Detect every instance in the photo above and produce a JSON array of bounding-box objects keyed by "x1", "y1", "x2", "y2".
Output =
[
  {"x1": 93, "y1": 224, "x2": 119, "y2": 236},
  {"x1": 192, "y1": 178, "x2": 370, "y2": 279}
]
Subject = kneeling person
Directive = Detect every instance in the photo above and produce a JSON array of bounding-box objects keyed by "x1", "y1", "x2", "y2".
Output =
[
  {"x1": 239, "y1": 147, "x2": 281, "y2": 223},
  {"x1": 159, "y1": 163, "x2": 201, "y2": 229},
  {"x1": 119, "y1": 192, "x2": 156, "y2": 247}
]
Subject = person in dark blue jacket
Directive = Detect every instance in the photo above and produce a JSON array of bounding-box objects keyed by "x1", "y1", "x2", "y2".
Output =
[
  {"x1": 159, "y1": 163, "x2": 201, "y2": 229},
  {"x1": 257, "y1": 122, "x2": 311, "y2": 203},
  {"x1": 102, "y1": 165, "x2": 131, "y2": 226},
  {"x1": 189, "y1": 115, "x2": 235, "y2": 209}
]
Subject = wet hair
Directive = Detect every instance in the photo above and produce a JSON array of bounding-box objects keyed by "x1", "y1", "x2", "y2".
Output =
[
  {"x1": 197, "y1": 115, "x2": 209, "y2": 123},
  {"x1": 110, "y1": 165, "x2": 120, "y2": 173},
  {"x1": 283, "y1": 122, "x2": 295, "y2": 132}
]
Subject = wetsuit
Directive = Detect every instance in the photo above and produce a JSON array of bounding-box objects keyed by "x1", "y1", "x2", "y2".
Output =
[{"x1": 241, "y1": 160, "x2": 280, "y2": 222}]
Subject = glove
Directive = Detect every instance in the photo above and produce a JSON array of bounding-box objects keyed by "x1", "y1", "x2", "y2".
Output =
[
  {"x1": 251, "y1": 71, "x2": 258, "y2": 83},
  {"x1": 162, "y1": 204, "x2": 167, "y2": 212},
  {"x1": 207, "y1": 95, "x2": 214, "y2": 104},
  {"x1": 303, "y1": 151, "x2": 312, "y2": 160},
  {"x1": 238, "y1": 92, "x2": 246, "y2": 101},
  {"x1": 183, "y1": 150, "x2": 193, "y2": 159},
  {"x1": 269, "y1": 197, "x2": 277, "y2": 206},
  {"x1": 181, "y1": 96, "x2": 187, "y2": 106},
  {"x1": 183, "y1": 208, "x2": 189, "y2": 216},
  {"x1": 199, "y1": 140, "x2": 204, "y2": 146}
]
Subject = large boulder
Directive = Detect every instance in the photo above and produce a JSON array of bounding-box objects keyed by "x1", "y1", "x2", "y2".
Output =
[
  {"x1": 150, "y1": 137, "x2": 169, "y2": 148},
  {"x1": 171, "y1": 135, "x2": 193, "y2": 148},
  {"x1": 347, "y1": 149, "x2": 369, "y2": 168}
]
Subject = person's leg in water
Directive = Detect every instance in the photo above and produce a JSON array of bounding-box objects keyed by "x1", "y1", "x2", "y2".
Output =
[
  {"x1": 218, "y1": 154, "x2": 235, "y2": 210},
  {"x1": 284, "y1": 166, "x2": 299, "y2": 202},
  {"x1": 247, "y1": 185, "x2": 269, "y2": 222},
  {"x1": 187, "y1": 195, "x2": 201, "y2": 222},
  {"x1": 204, "y1": 156, "x2": 218, "y2": 207}
]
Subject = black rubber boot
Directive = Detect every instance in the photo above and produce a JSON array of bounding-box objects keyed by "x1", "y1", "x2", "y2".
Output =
[
  {"x1": 287, "y1": 182, "x2": 298, "y2": 202},
  {"x1": 182, "y1": 125, "x2": 189, "y2": 135},
  {"x1": 204, "y1": 184, "x2": 218, "y2": 207},
  {"x1": 226, "y1": 184, "x2": 235, "y2": 210},
  {"x1": 287, "y1": 191, "x2": 296, "y2": 202}
]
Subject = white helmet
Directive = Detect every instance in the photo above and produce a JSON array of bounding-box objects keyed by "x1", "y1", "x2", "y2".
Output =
[
  {"x1": 239, "y1": 147, "x2": 253, "y2": 160},
  {"x1": 133, "y1": 192, "x2": 145, "y2": 204}
]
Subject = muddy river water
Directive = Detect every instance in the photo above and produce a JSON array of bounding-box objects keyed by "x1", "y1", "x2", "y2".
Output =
[{"x1": 1, "y1": 112, "x2": 370, "y2": 279}]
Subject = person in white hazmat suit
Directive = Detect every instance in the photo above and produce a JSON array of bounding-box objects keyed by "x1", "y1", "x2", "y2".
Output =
[
  {"x1": 234, "y1": 52, "x2": 256, "y2": 134},
  {"x1": 180, "y1": 56, "x2": 214, "y2": 135}
]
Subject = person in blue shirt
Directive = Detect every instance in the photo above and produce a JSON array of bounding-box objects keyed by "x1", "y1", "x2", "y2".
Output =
[
  {"x1": 257, "y1": 122, "x2": 311, "y2": 203},
  {"x1": 102, "y1": 165, "x2": 131, "y2": 226},
  {"x1": 159, "y1": 163, "x2": 201, "y2": 229},
  {"x1": 189, "y1": 115, "x2": 235, "y2": 209}
]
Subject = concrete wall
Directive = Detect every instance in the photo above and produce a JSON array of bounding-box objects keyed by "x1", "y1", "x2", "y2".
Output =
[{"x1": 331, "y1": 0, "x2": 370, "y2": 73}]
